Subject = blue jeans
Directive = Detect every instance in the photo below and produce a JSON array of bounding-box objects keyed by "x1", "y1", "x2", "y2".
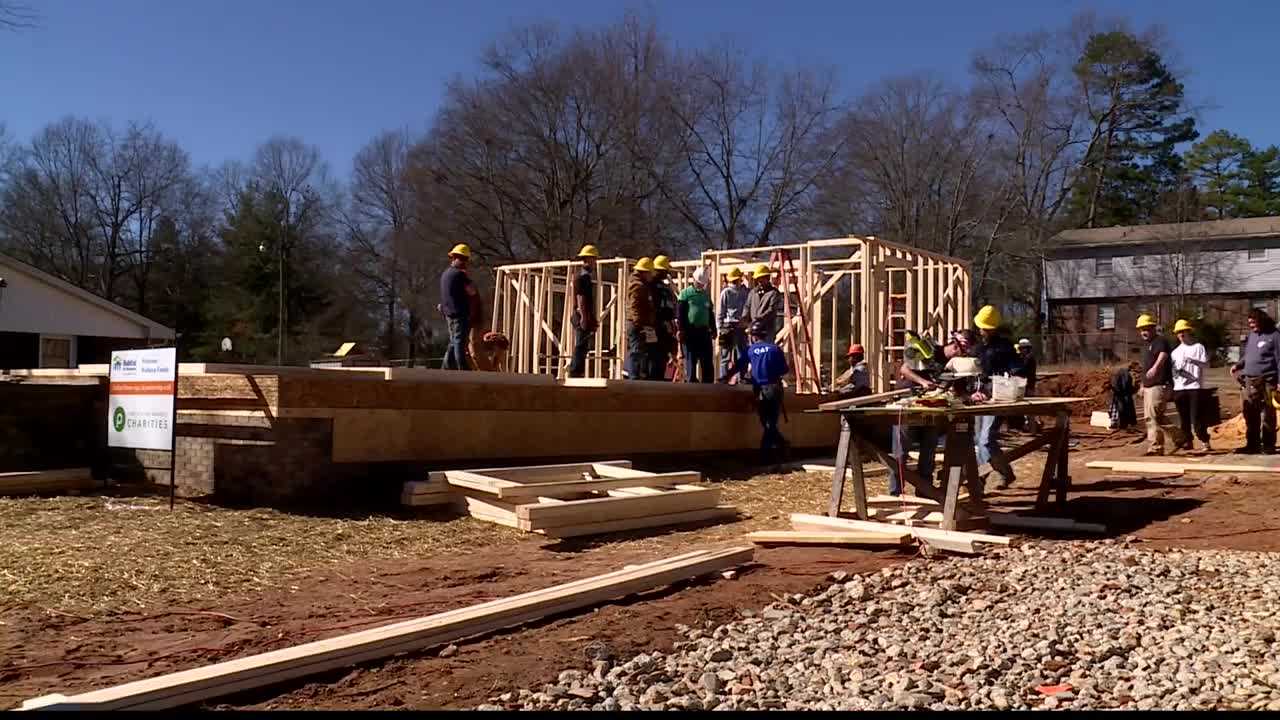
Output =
[
  {"x1": 718, "y1": 328, "x2": 748, "y2": 381},
  {"x1": 975, "y1": 415, "x2": 1015, "y2": 480},
  {"x1": 756, "y1": 383, "x2": 787, "y2": 460},
  {"x1": 888, "y1": 426, "x2": 939, "y2": 496},
  {"x1": 626, "y1": 324, "x2": 650, "y2": 380},
  {"x1": 682, "y1": 328, "x2": 714, "y2": 383},
  {"x1": 568, "y1": 325, "x2": 594, "y2": 378},
  {"x1": 443, "y1": 316, "x2": 470, "y2": 370}
]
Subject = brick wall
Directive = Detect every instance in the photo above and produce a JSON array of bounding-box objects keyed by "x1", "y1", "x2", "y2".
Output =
[{"x1": 0, "y1": 380, "x2": 105, "y2": 473}]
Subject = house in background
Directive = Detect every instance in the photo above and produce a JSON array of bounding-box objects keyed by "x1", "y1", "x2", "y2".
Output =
[
  {"x1": 0, "y1": 252, "x2": 175, "y2": 370},
  {"x1": 1043, "y1": 217, "x2": 1280, "y2": 364}
]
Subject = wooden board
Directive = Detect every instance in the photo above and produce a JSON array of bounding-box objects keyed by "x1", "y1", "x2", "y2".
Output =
[
  {"x1": 1087, "y1": 460, "x2": 1280, "y2": 475},
  {"x1": 538, "y1": 505, "x2": 739, "y2": 538},
  {"x1": 21, "y1": 547, "x2": 754, "y2": 711},
  {"x1": 745, "y1": 530, "x2": 912, "y2": 546},
  {"x1": 518, "y1": 487, "x2": 721, "y2": 529},
  {"x1": 494, "y1": 472, "x2": 701, "y2": 500},
  {"x1": 797, "y1": 462, "x2": 888, "y2": 479},
  {"x1": 427, "y1": 461, "x2": 632, "y2": 485},
  {"x1": 815, "y1": 388, "x2": 913, "y2": 412},
  {"x1": 0, "y1": 468, "x2": 96, "y2": 496},
  {"x1": 789, "y1": 513, "x2": 1009, "y2": 547}
]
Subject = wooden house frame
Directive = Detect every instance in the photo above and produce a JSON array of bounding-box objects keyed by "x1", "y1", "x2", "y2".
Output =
[{"x1": 489, "y1": 237, "x2": 971, "y2": 393}]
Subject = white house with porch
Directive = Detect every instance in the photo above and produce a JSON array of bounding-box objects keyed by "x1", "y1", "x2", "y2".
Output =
[{"x1": 0, "y1": 252, "x2": 174, "y2": 370}]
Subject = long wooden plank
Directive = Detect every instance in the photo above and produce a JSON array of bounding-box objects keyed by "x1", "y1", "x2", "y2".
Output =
[
  {"x1": 745, "y1": 530, "x2": 912, "y2": 546},
  {"x1": 538, "y1": 505, "x2": 740, "y2": 538},
  {"x1": 518, "y1": 487, "x2": 721, "y2": 528},
  {"x1": 442, "y1": 470, "x2": 520, "y2": 494},
  {"x1": 789, "y1": 513, "x2": 1009, "y2": 547},
  {"x1": 495, "y1": 472, "x2": 701, "y2": 500},
  {"x1": 800, "y1": 463, "x2": 888, "y2": 479},
  {"x1": 0, "y1": 468, "x2": 95, "y2": 496},
  {"x1": 427, "y1": 461, "x2": 633, "y2": 485},
  {"x1": 21, "y1": 547, "x2": 754, "y2": 711},
  {"x1": 816, "y1": 388, "x2": 912, "y2": 412},
  {"x1": 1087, "y1": 460, "x2": 1280, "y2": 475},
  {"x1": 402, "y1": 480, "x2": 448, "y2": 495}
]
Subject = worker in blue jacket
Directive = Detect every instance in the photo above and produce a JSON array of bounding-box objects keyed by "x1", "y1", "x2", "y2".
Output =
[{"x1": 745, "y1": 320, "x2": 790, "y2": 463}]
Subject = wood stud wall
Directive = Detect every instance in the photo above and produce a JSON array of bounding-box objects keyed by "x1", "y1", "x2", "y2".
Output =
[{"x1": 491, "y1": 238, "x2": 971, "y2": 393}]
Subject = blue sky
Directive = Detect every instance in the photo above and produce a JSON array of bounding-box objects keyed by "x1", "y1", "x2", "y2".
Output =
[{"x1": 2, "y1": 0, "x2": 1275, "y2": 176}]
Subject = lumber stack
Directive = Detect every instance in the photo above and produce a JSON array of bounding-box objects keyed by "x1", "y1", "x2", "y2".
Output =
[
  {"x1": 783, "y1": 513, "x2": 1010, "y2": 555},
  {"x1": 0, "y1": 468, "x2": 96, "y2": 497},
  {"x1": 400, "y1": 478, "x2": 451, "y2": 507},
  {"x1": 862, "y1": 494, "x2": 989, "y2": 532},
  {"x1": 20, "y1": 546, "x2": 753, "y2": 711},
  {"x1": 403, "y1": 460, "x2": 739, "y2": 538}
]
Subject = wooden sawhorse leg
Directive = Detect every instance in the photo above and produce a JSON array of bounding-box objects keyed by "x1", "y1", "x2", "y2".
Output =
[
  {"x1": 828, "y1": 415, "x2": 868, "y2": 519},
  {"x1": 1035, "y1": 412, "x2": 1071, "y2": 510},
  {"x1": 938, "y1": 419, "x2": 980, "y2": 531}
]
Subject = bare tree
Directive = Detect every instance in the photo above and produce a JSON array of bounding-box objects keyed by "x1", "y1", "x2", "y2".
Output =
[
  {"x1": 661, "y1": 43, "x2": 844, "y2": 248},
  {"x1": 346, "y1": 129, "x2": 427, "y2": 358},
  {"x1": 0, "y1": 118, "x2": 191, "y2": 307},
  {"x1": 0, "y1": 1, "x2": 36, "y2": 32},
  {"x1": 971, "y1": 29, "x2": 1090, "y2": 317}
]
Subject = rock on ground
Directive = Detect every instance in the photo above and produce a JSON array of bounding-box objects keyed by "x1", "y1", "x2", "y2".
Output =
[{"x1": 488, "y1": 541, "x2": 1280, "y2": 711}]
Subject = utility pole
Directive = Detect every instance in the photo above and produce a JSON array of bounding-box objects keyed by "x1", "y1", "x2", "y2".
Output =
[{"x1": 278, "y1": 189, "x2": 288, "y2": 366}]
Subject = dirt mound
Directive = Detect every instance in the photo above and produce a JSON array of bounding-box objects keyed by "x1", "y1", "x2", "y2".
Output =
[
  {"x1": 1036, "y1": 369, "x2": 1113, "y2": 418},
  {"x1": 1210, "y1": 413, "x2": 1246, "y2": 444}
]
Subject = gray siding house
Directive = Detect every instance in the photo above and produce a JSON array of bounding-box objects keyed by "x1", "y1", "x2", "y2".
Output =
[{"x1": 1043, "y1": 217, "x2": 1280, "y2": 363}]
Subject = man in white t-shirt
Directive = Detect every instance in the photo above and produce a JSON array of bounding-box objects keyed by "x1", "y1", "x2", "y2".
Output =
[{"x1": 1171, "y1": 319, "x2": 1212, "y2": 452}]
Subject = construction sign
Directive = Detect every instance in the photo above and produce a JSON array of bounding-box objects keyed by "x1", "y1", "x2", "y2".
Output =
[{"x1": 107, "y1": 348, "x2": 177, "y2": 450}]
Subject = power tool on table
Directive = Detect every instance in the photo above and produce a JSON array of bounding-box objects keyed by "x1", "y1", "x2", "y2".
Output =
[{"x1": 902, "y1": 329, "x2": 979, "y2": 402}]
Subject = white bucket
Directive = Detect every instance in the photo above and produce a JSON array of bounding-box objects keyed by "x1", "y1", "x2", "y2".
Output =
[{"x1": 991, "y1": 375, "x2": 1027, "y2": 403}]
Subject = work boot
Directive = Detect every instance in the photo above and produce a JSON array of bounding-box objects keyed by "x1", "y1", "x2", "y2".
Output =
[
  {"x1": 988, "y1": 472, "x2": 1012, "y2": 490},
  {"x1": 1143, "y1": 447, "x2": 1165, "y2": 457},
  {"x1": 1239, "y1": 444, "x2": 1260, "y2": 454}
]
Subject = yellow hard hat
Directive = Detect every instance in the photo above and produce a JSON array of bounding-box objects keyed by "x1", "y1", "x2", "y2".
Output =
[
  {"x1": 973, "y1": 305, "x2": 1001, "y2": 330},
  {"x1": 653, "y1": 255, "x2": 672, "y2": 271},
  {"x1": 1136, "y1": 313, "x2": 1157, "y2": 329},
  {"x1": 448, "y1": 243, "x2": 471, "y2": 259},
  {"x1": 752, "y1": 264, "x2": 771, "y2": 279},
  {"x1": 577, "y1": 244, "x2": 599, "y2": 258},
  {"x1": 634, "y1": 257, "x2": 654, "y2": 272},
  {"x1": 726, "y1": 267, "x2": 743, "y2": 280},
  {"x1": 1173, "y1": 319, "x2": 1193, "y2": 334}
]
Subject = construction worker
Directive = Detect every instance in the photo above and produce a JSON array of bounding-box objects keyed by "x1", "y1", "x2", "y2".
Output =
[
  {"x1": 1137, "y1": 313, "x2": 1183, "y2": 456},
  {"x1": 888, "y1": 331, "x2": 965, "y2": 496},
  {"x1": 439, "y1": 243, "x2": 479, "y2": 371},
  {"x1": 716, "y1": 267, "x2": 750, "y2": 383},
  {"x1": 1230, "y1": 308, "x2": 1280, "y2": 454},
  {"x1": 1171, "y1": 319, "x2": 1212, "y2": 453},
  {"x1": 568, "y1": 244, "x2": 600, "y2": 378},
  {"x1": 677, "y1": 267, "x2": 716, "y2": 383},
  {"x1": 833, "y1": 343, "x2": 871, "y2": 398},
  {"x1": 651, "y1": 255, "x2": 678, "y2": 381},
  {"x1": 746, "y1": 319, "x2": 790, "y2": 464},
  {"x1": 746, "y1": 264, "x2": 782, "y2": 344},
  {"x1": 1109, "y1": 362, "x2": 1139, "y2": 430},
  {"x1": 1008, "y1": 338, "x2": 1039, "y2": 432},
  {"x1": 625, "y1": 258, "x2": 657, "y2": 380},
  {"x1": 970, "y1": 305, "x2": 1018, "y2": 489}
]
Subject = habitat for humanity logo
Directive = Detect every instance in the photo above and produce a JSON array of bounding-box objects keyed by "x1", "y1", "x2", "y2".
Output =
[
  {"x1": 112, "y1": 406, "x2": 126, "y2": 432},
  {"x1": 111, "y1": 355, "x2": 123, "y2": 372}
]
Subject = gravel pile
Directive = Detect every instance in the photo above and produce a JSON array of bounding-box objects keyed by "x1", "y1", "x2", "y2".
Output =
[{"x1": 484, "y1": 541, "x2": 1280, "y2": 711}]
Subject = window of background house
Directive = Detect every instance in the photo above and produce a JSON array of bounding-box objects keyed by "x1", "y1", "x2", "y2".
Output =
[
  {"x1": 39, "y1": 336, "x2": 72, "y2": 369},
  {"x1": 1095, "y1": 257, "x2": 1113, "y2": 277},
  {"x1": 1248, "y1": 247, "x2": 1267, "y2": 262},
  {"x1": 1131, "y1": 254, "x2": 1145, "y2": 267},
  {"x1": 1097, "y1": 305, "x2": 1116, "y2": 331}
]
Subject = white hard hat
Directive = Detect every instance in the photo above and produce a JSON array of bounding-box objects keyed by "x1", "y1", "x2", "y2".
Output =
[
  {"x1": 1018, "y1": 338, "x2": 1032, "y2": 348},
  {"x1": 692, "y1": 267, "x2": 708, "y2": 287}
]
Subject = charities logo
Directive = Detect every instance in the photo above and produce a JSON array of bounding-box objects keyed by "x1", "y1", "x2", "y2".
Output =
[
  {"x1": 112, "y1": 355, "x2": 123, "y2": 372},
  {"x1": 112, "y1": 406, "x2": 126, "y2": 432}
]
